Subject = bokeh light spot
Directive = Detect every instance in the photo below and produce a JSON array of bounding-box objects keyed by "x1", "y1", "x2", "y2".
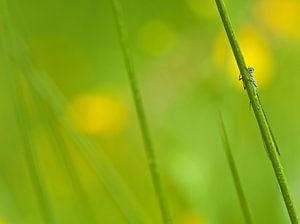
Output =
[
  {"x1": 138, "y1": 20, "x2": 177, "y2": 56},
  {"x1": 213, "y1": 27, "x2": 273, "y2": 89},
  {"x1": 68, "y1": 93, "x2": 128, "y2": 136},
  {"x1": 175, "y1": 213, "x2": 207, "y2": 224},
  {"x1": 186, "y1": 0, "x2": 217, "y2": 20},
  {"x1": 255, "y1": 0, "x2": 300, "y2": 39}
]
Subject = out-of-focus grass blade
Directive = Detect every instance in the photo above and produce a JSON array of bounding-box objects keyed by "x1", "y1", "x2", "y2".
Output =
[
  {"x1": 2, "y1": 1, "x2": 151, "y2": 223},
  {"x1": 29, "y1": 69, "x2": 150, "y2": 224},
  {"x1": 32, "y1": 93, "x2": 97, "y2": 224},
  {"x1": 0, "y1": 177, "x2": 22, "y2": 223},
  {"x1": 0, "y1": 1, "x2": 57, "y2": 223},
  {"x1": 218, "y1": 113, "x2": 254, "y2": 224},
  {"x1": 9, "y1": 33, "x2": 151, "y2": 224}
]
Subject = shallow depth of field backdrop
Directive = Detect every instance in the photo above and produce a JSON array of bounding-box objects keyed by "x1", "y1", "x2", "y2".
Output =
[{"x1": 1, "y1": 0, "x2": 300, "y2": 223}]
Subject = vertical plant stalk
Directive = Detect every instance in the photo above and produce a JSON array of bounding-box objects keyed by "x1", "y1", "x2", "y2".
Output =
[
  {"x1": 34, "y1": 96, "x2": 97, "y2": 224},
  {"x1": 11, "y1": 75, "x2": 57, "y2": 224},
  {"x1": 3, "y1": 1, "x2": 97, "y2": 222},
  {"x1": 0, "y1": 1, "x2": 56, "y2": 223},
  {"x1": 219, "y1": 113, "x2": 254, "y2": 224},
  {"x1": 18, "y1": 48, "x2": 151, "y2": 223},
  {"x1": 214, "y1": 0, "x2": 299, "y2": 223},
  {"x1": 2, "y1": 1, "x2": 151, "y2": 224},
  {"x1": 18, "y1": 47, "x2": 146, "y2": 224},
  {"x1": 110, "y1": 0, "x2": 172, "y2": 223},
  {"x1": 2, "y1": 5, "x2": 146, "y2": 223}
]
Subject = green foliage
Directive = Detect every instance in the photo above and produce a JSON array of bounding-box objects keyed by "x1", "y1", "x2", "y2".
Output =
[{"x1": 1, "y1": 0, "x2": 300, "y2": 223}]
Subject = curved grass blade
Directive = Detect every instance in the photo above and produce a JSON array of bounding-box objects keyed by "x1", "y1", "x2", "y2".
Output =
[
  {"x1": 0, "y1": 2, "x2": 56, "y2": 223},
  {"x1": 2, "y1": 1, "x2": 153, "y2": 223},
  {"x1": 10, "y1": 38, "x2": 151, "y2": 224},
  {"x1": 33, "y1": 94, "x2": 97, "y2": 224},
  {"x1": 17, "y1": 47, "x2": 150, "y2": 224}
]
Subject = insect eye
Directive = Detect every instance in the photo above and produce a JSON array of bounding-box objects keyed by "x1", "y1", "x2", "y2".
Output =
[{"x1": 248, "y1": 67, "x2": 254, "y2": 73}]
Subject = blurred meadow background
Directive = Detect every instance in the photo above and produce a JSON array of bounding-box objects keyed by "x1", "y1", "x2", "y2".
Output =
[{"x1": 1, "y1": 0, "x2": 300, "y2": 223}]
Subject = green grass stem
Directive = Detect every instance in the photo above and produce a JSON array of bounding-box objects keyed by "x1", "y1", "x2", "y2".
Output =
[
  {"x1": 12, "y1": 39, "x2": 151, "y2": 224},
  {"x1": 0, "y1": 2, "x2": 56, "y2": 223},
  {"x1": 0, "y1": 178, "x2": 22, "y2": 223},
  {"x1": 214, "y1": 0, "x2": 299, "y2": 223},
  {"x1": 110, "y1": 1, "x2": 173, "y2": 223},
  {"x1": 18, "y1": 48, "x2": 149, "y2": 224},
  {"x1": 218, "y1": 113, "x2": 254, "y2": 224},
  {"x1": 33, "y1": 95, "x2": 97, "y2": 224},
  {"x1": 11, "y1": 74, "x2": 57, "y2": 224},
  {"x1": 1, "y1": 4, "x2": 150, "y2": 223}
]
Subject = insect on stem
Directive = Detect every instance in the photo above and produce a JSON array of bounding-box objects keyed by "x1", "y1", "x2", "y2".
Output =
[
  {"x1": 239, "y1": 67, "x2": 257, "y2": 90},
  {"x1": 215, "y1": 0, "x2": 298, "y2": 222}
]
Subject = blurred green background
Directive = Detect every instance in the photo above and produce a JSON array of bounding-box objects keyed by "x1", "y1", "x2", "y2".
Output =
[{"x1": 1, "y1": 0, "x2": 300, "y2": 223}]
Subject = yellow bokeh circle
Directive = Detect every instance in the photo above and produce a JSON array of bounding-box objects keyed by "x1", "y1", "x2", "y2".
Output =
[
  {"x1": 255, "y1": 0, "x2": 300, "y2": 39},
  {"x1": 68, "y1": 93, "x2": 128, "y2": 136},
  {"x1": 138, "y1": 20, "x2": 177, "y2": 56},
  {"x1": 175, "y1": 213, "x2": 207, "y2": 224},
  {"x1": 213, "y1": 27, "x2": 273, "y2": 89}
]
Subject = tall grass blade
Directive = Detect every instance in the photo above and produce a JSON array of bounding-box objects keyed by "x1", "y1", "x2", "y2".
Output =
[
  {"x1": 110, "y1": 0, "x2": 173, "y2": 223},
  {"x1": 4, "y1": 1, "x2": 98, "y2": 222},
  {"x1": 9, "y1": 37, "x2": 151, "y2": 224},
  {"x1": 0, "y1": 176, "x2": 23, "y2": 223},
  {"x1": 33, "y1": 94, "x2": 97, "y2": 224},
  {"x1": 218, "y1": 113, "x2": 254, "y2": 224},
  {"x1": 214, "y1": 0, "x2": 299, "y2": 223},
  {"x1": 11, "y1": 73, "x2": 57, "y2": 224},
  {"x1": 18, "y1": 46, "x2": 149, "y2": 224},
  {"x1": 1, "y1": 5, "x2": 150, "y2": 224},
  {"x1": 0, "y1": 2, "x2": 56, "y2": 223}
]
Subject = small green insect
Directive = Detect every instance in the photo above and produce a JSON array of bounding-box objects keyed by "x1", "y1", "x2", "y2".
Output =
[
  {"x1": 239, "y1": 67, "x2": 257, "y2": 90},
  {"x1": 239, "y1": 67, "x2": 281, "y2": 156}
]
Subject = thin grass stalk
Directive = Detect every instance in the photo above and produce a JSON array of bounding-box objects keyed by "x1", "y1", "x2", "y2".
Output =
[
  {"x1": 3, "y1": 1, "x2": 154, "y2": 223},
  {"x1": 33, "y1": 94, "x2": 97, "y2": 224},
  {"x1": 4, "y1": 60, "x2": 56, "y2": 224},
  {"x1": 47, "y1": 126, "x2": 98, "y2": 224},
  {"x1": 218, "y1": 113, "x2": 254, "y2": 224},
  {"x1": 1, "y1": 9, "x2": 147, "y2": 224},
  {"x1": 3, "y1": 51, "x2": 56, "y2": 224},
  {"x1": 17, "y1": 44, "x2": 148, "y2": 224},
  {"x1": 0, "y1": 2, "x2": 56, "y2": 223},
  {"x1": 10, "y1": 38, "x2": 151, "y2": 224},
  {"x1": 214, "y1": 0, "x2": 299, "y2": 223},
  {"x1": 4, "y1": 2, "x2": 97, "y2": 222},
  {"x1": 110, "y1": 1, "x2": 172, "y2": 223},
  {"x1": 0, "y1": 175, "x2": 23, "y2": 223},
  {"x1": 13, "y1": 74, "x2": 57, "y2": 224}
]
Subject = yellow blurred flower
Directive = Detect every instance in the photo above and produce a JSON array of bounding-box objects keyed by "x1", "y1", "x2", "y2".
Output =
[
  {"x1": 138, "y1": 20, "x2": 177, "y2": 56},
  {"x1": 185, "y1": 0, "x2": 217, "y2": 20},
  {"x1": 213, "y1": 26, "x2": 273, "y2": 89},
  {"x1": 175, "y1": 213, "x2": 207, "y2": 224},
  {"x1": 68, "y1": 93, "x2": 128, "y2": 136},
  {"x1": 255, "y1": 0, "x2": 300, "y2": 39}
]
